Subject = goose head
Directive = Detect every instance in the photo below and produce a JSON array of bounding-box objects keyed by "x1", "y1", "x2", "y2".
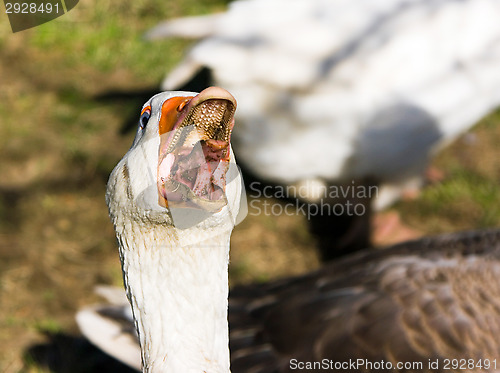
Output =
[
  {"x1": 106, "y1": 86, "x2": 242, "y2": 229},
  {"x1": 105, "y1": 87, "x2": 243, "y2": 372}
]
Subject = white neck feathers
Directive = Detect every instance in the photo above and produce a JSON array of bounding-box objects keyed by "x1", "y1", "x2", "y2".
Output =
[
  {"x1": 117, "y1": 218, "x2": 232, "y2": 373},
  {"x1": 106, "y1": 130, "x2": 243, "y2": 372}
]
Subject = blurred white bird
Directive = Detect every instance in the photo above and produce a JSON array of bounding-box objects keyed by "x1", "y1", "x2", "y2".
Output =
[{"x1": 147, "y1": 0, "x2": 500, "y2": 258}]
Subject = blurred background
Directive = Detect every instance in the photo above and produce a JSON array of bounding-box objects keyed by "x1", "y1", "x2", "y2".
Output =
[{"x1": 1, "y1": 0, "x2": 499, "y2": 372}]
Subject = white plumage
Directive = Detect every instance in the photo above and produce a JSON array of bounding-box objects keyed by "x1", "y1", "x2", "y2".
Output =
[{"x1": 148, "y1": 0, "x2": 500, "y2": 208}]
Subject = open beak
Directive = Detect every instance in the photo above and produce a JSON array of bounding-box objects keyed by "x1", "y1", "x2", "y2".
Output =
[{"x1": 157, "y1": 87, "x2": 237, "y2": 212}]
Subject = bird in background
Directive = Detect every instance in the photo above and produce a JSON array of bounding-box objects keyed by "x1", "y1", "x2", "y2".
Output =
[
  {"x1": 145, "y1": 0, "x2": 500, "y2": 259},
  {"x1": 78, "y1": 229, "x2": 500, "y2": 372}
]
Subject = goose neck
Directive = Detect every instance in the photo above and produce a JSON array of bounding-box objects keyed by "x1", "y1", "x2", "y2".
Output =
[{"x1": 119, "y1": 223, "x2": 232, "y2": 373}]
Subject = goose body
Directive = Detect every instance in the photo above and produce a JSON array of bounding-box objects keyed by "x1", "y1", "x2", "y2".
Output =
[
  {"x1": 78, "y1": 229, "x2": 500, "y2": 372},
  {"x1": 149, "y1": 0, "x2": 500, "y2": 209},
  {"x1": 101, "y1": 87, "x2": 244, "y2": 372}
]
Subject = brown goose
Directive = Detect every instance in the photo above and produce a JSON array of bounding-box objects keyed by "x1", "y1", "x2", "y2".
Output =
[{"x1": 78, "y1": 229, "x2": 500, "y2": 372}]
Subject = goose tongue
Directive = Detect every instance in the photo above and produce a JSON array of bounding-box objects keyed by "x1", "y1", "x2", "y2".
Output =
[
  {"x1": 157, "y1": 87, "x2": 236, "y2": 211},
  {"x1": 158, "y1": 139, "x2": 229, "y2": 203}
]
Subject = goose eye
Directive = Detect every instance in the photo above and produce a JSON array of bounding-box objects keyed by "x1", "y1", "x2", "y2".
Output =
[{"x1": 139, "y1": 107, "x2": 151, "y2": 129}]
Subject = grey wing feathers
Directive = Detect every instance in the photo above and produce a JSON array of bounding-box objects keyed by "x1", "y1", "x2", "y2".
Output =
[
  {"x1": 76, "y1": 289, "x2": 142, "y2": 371},
  {"x1": 229, "y1": 229, "x2": 500, "y2": 372},
  {"x1": 76, "y1": 229, "x2": 500, "y2": 372}
]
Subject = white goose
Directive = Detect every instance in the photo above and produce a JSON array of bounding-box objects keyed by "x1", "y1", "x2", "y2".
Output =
[
  {"x1": 97, "y1": 86, "x2": 244, "y2": 372},
  {"x1": 79, "y1": 229, "x2": 500, "y2": 372},
  {"x1": 146, "y1": 0, "x2": 500, "y2": 256}
]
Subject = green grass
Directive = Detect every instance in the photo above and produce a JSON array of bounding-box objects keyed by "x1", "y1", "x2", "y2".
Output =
[
  {"x1": 399, "y1": 163, "x2": 500, "y2": 233},
  {"x1": 479, "y1": 107, "x2": 500, "y2": 129},
  {"x1": 28, "y1": 0, "x2": 229, "y2": 79},
  {"x1": 32, "y1": 318, "x2": 63, "y2": 335}
]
